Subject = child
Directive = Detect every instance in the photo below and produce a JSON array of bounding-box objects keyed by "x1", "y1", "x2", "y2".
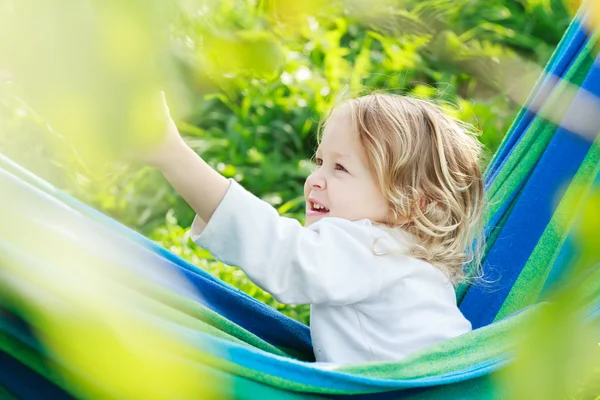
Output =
[{"x1": 143, "y1": 92, "x2": 484, "y2": 365}]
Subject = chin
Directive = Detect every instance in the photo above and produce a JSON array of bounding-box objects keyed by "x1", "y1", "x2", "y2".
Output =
[{"x1": 305, "y1": 214, "x2": 327, "y2": 227}]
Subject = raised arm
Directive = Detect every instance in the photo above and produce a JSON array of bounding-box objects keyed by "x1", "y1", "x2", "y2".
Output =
[
  {"x1": 143, "y1": 93, "x2": 386, "y2": 305},
  {"x1": 143, "y1": 92, "x2": 230, "y2": 228}
]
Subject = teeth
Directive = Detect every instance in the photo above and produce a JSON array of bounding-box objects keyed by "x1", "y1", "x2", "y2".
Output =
[{"x1": 312, "y1": 202, "x2": 328, "y2": 211}]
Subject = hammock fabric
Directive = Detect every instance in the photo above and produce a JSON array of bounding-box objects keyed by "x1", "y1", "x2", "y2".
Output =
[{"x1": 1, "y1": 8, "x2": 600, "y2": 400}]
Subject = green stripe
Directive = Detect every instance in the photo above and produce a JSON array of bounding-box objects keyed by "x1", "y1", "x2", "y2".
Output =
[
  {"x1": 496, "y1": 139, "x2": 600, "y2": 320},
  {"x1": 0, "y1": 385, "x2": 18, "y2": 400},
  {"x1": 0, "y1": 155, "x2": 304, "y2": 360},
  {"x1": 0, "y1": 273, "x2": 544, "y2": 396},
  {"x1": 458, "y1": 32, "x2": 599, "y2": 301},
  {"x1": 455, "y1": 35, "x2": 598, "y2": 298},
  {"x1": 579, "y1": 267, "x2": 600, "y2": 310},
  {"x1": 487, "y1": 40, "x2": 595, "y2": 210},
  {"x1": 487, "y1": 33, "x2": 596, "y2": 203},
  {"x1": 0, "y1": 327, "x2": 322, "y2": 400},
  {"x1": 0, "y1": 328, "x2": 106, "y2": 399},
  {"x1": 401, "y1": 375, "x2": 504, "y2": 400},
  {"x1": 335, "y1": 304, "x2": 539, "y2": 381},
  {"x1": 0, "y1": 239, "x2": 292, "y2": 362},
  {"x1": 184, "y1": 306, "x2": 541, "y2": 394},
  {"x1": 487, "y1": 12, "x2": 588, "y2": 170},
  {"x1": 133, "y1": 279, "x2": 302, "y2": 359}
]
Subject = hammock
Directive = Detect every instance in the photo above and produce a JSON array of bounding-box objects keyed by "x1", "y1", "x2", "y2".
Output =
[{"x1": 1, "y1": 8, "x2": 599, "y2": 400}]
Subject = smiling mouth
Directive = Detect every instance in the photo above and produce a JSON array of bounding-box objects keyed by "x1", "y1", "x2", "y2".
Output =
[{"x1": 308, "y1": 201, "x2": 330, "y2": 214}]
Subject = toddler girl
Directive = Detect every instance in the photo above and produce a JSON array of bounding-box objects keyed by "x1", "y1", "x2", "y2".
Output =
[{"x1": 144, "y1": 92, "x2": 484, "y2": 365}]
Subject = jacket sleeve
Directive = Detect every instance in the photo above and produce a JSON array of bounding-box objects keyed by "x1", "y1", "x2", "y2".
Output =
[{"x1": 190, "y1": 180, "x2": 383, "y2": 305}]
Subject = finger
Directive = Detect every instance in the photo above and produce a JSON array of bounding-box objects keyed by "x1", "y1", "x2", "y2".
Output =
[{"x1": 160, "y1": 91, "x2": 170, "y2": 114}]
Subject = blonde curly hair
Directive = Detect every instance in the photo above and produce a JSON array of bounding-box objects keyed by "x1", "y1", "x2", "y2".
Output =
[{"x1": 323, "y1": 93, "x2": 485, "y2": 284}]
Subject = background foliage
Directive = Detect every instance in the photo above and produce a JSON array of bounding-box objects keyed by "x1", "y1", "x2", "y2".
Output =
[{"x1": 0, "y1": 0, "x2": 573, "y2": 325}]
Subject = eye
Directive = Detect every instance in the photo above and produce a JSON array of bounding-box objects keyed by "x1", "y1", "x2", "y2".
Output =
[
  {"x1": 314, "y1": 157, "x2": 323, "y2": 168},
  {"x1": 335, "y1": 163, "x2": 347, "y2": 172}
]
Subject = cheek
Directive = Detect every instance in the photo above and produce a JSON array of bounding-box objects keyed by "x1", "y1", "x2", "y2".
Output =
[
  {"x1": 362, "y1": 184, "x2": 389, "y2": 217},
  {"x1": 375, "y1": 194, "x2": 391, "y2": 219},
  {"x1": 336, "y1": 183, "x2": 368, "y2": 212}
]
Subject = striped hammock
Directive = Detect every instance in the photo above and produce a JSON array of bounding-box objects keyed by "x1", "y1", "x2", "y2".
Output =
[{"x1": 0, "y1": 7, "x2": 599, "y2": 400}]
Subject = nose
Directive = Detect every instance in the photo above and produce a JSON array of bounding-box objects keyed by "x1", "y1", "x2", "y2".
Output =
[{"x1": 306, "y1": 169, "x2": 326, "y2": 190}]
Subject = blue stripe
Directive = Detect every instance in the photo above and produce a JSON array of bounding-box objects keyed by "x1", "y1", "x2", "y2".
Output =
[
  {"x1": 0, "y1": 312, "x2": 320, "y2": 400},
  {"x1": 464, "y1": 128, "x2": 596, "y2": 328},
  {"x1": 0, "y1": 12, "x2": 598, "y2": 399},
  {"x1": 0, "y1": 308, "x2": 510, "y2": 395},
  {"x1": 484, "y1": 18, "x2": 589, "y2": 185},
  {"x1": 0, "y1": 159, "x2": 314, "y2": 356},
  {"x1": 461, "y1": 55, "x2": 600, "y2": 328},
  {"x1": 0, "y1": 282, "x2": 509, "y2": 395},
  {"x1": 0, "y1": 352, "x2": 74, "y2": 400},
  {"x1": 0, "y1": 157, "x2": 595, "y2": 395},
  {"x1": 0, "y1": 235, "x2": 528, "y2": 395},
  {"x1": 586, "y1": 301, "x2": 600, "y2": 321},
  {"x1": 540, "y1": 171, "x2": 600, "y2": 298},
  {"x1": 0, "y1": 312, "x2": 74, "y2": 400}
]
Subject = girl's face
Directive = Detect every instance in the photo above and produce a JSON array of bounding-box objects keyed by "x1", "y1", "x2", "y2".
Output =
[{"x1": 304, "y1": 107, "x2": 390, "y2": 227}]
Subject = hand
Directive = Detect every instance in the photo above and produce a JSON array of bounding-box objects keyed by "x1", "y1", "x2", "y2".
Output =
[
  {"x1": 138, "y1": 91, "x2": 231, "y2": 226},
  {"x1": 140, "y1": 91, "x2": 189, "y2": 170}
]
